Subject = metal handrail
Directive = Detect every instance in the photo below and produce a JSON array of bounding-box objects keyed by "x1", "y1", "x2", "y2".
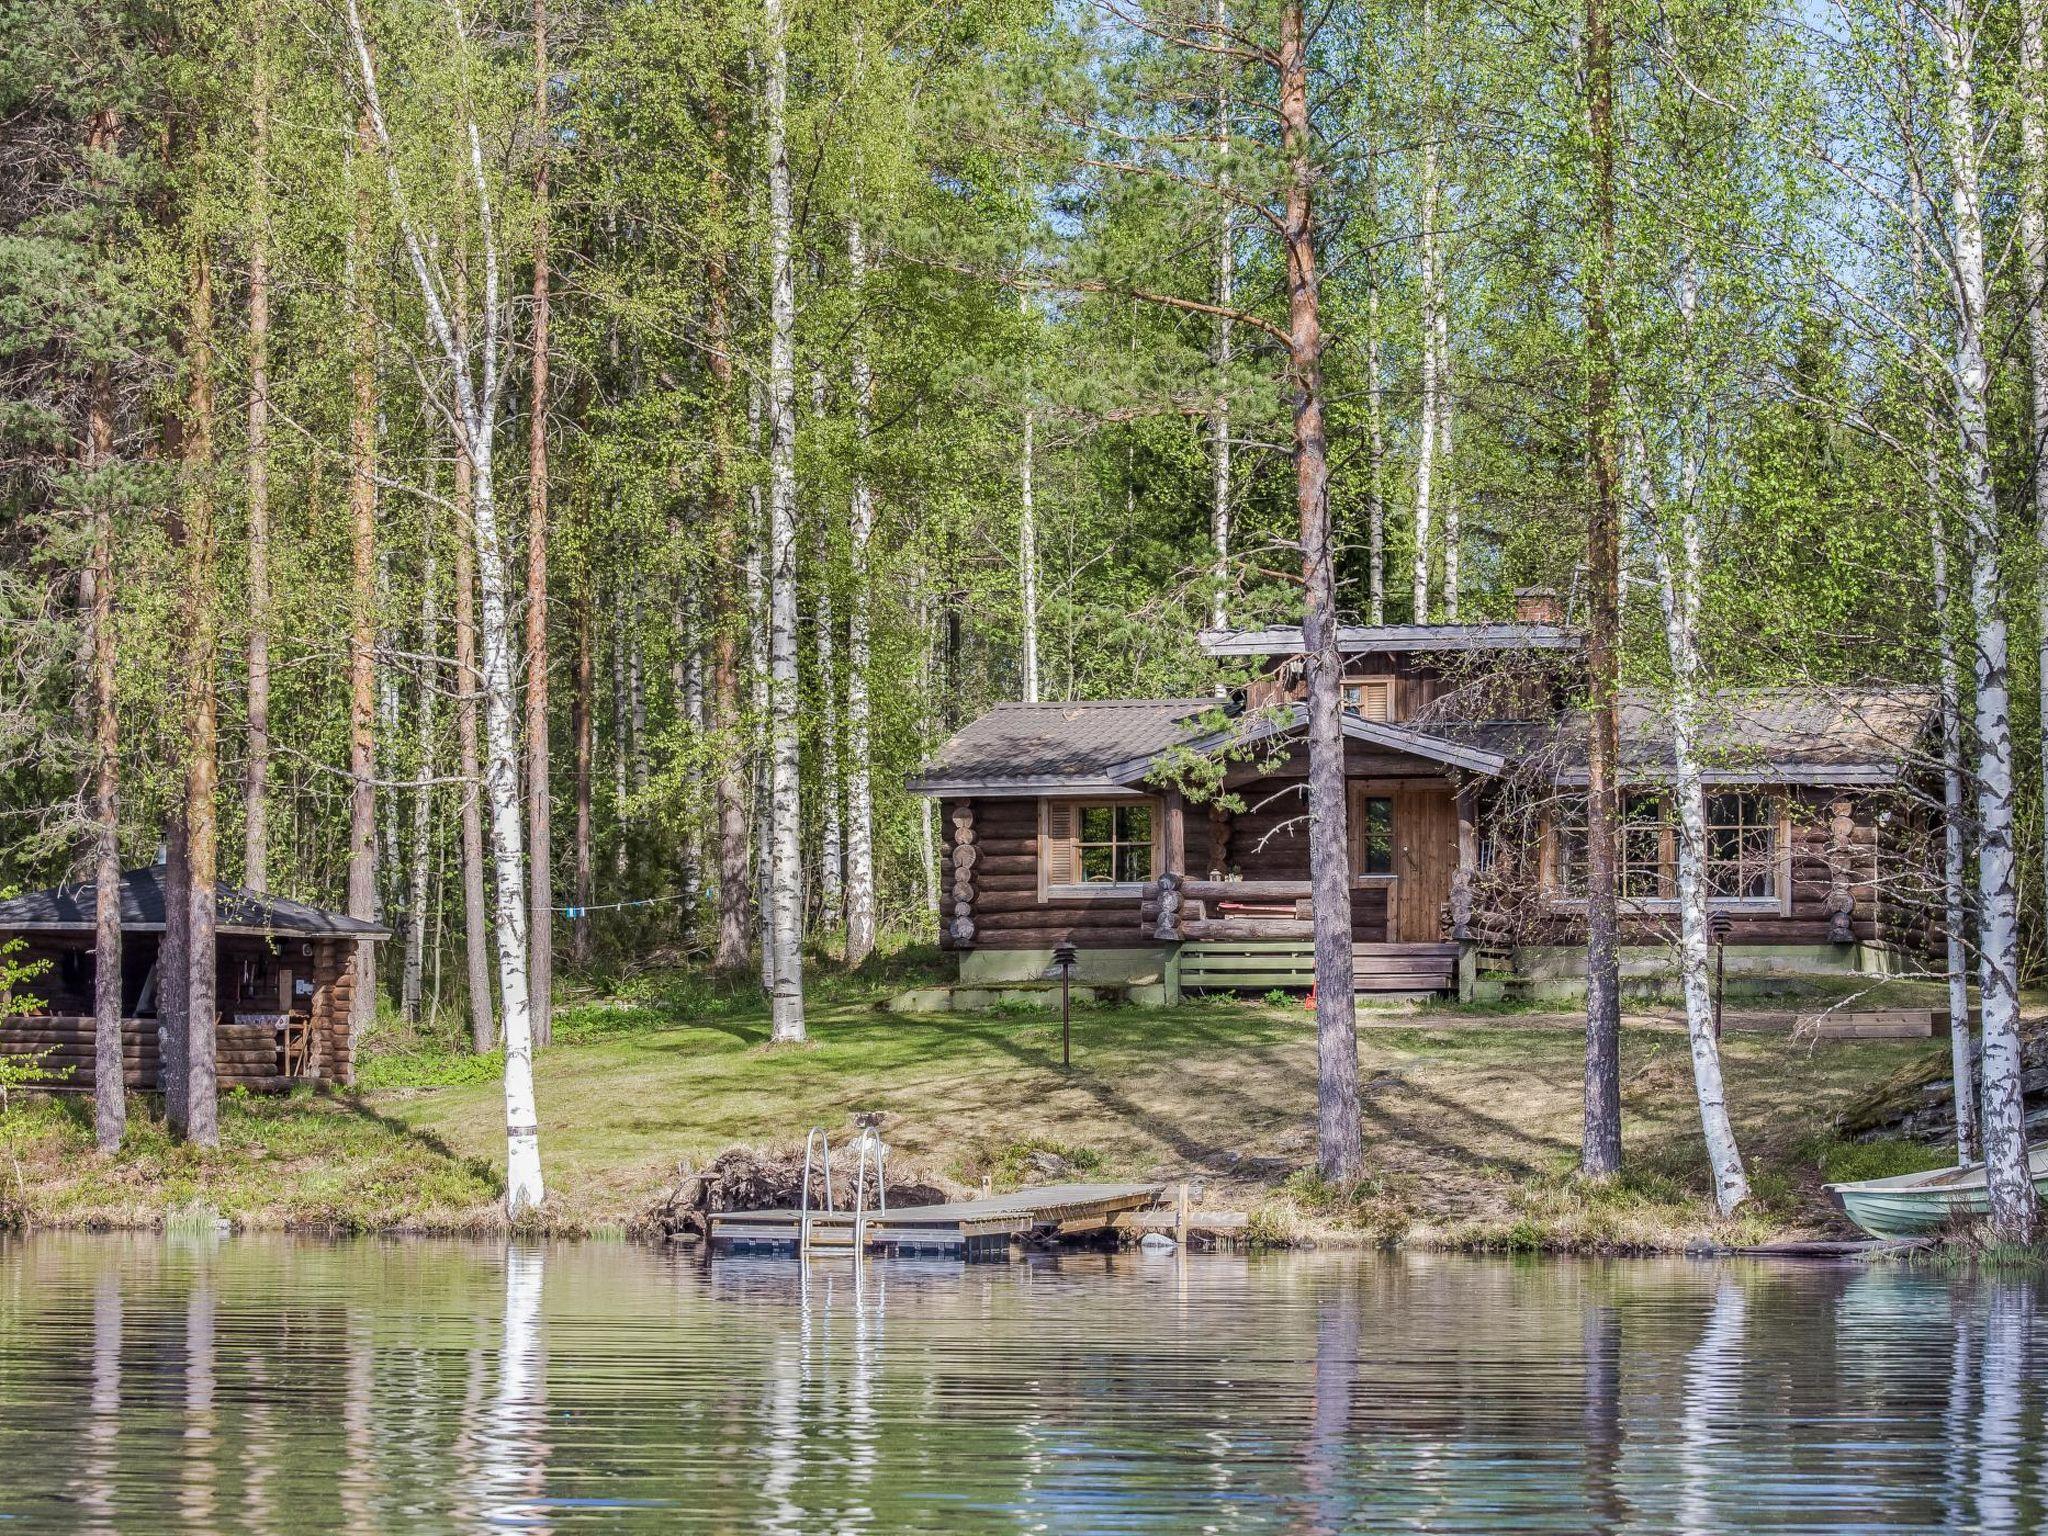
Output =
[
  {"x1": 799, "y1": 1127, "x2": 834, "y2": 1254},
  {"x1": 851, "y1": 1126, "x2": 887, "y2": 1253}
]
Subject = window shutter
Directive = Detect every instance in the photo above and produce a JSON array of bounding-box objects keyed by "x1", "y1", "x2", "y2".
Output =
[
  {"x1": 1365, "y1": 680, "x2": 1394, "y2": 722},
  {"x1": 1043, "y1": 801, "x2": 1078, "y2": 890}
]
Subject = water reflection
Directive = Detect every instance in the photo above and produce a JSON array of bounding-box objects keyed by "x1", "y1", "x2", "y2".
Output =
[{"x1": 1, "y1": 1238, "x2": 2045, "y2": 1532}]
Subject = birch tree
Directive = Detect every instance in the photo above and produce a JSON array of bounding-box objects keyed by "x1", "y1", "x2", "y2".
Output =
[
  {"x1": 347, "y1": 0, "x2": 543, "y2": 1212},
  {"x1": 526, "y1": 0, "x2": 555, "y2": 1050},
  {"x1": 844, "y1": 185, "x2": 879, "y2": 968},
  {"x1": 762, "y1": 0, "x2": 807, "y2": 1041},
  {"x1": 1933, "y1": 0, "x2": 2032, "y2": 1239}
]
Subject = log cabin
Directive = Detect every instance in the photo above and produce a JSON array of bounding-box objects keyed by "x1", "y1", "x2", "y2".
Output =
[
  {"x1": 910, "y1": 591, "x2": 1941, "y2": 1003},
  {"x1": 0, "y1": 864, "x2": 388, "y2": 1092}
]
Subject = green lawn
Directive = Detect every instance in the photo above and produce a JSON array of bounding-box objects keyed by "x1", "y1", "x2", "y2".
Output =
[{"x1": 0, "y1": 960, "x2": 1957, "y2": 1250}]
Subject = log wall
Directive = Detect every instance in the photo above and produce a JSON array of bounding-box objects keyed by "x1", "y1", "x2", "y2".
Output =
[
  {"x1": 948, "y1": 782, "x2": 1913, "y2": 958},
  {"x1": 0, "y1": 934, "x2": 357, "y2": 1093}
]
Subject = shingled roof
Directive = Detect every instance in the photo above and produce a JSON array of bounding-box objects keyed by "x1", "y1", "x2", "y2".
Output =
[
  {"x1": 911, "y1": 686, "x2": 1937, "y2": 794},
  {"x1": 1536, "y1": 686, "x2": 1939, "y2": 785},
  {"x1": 0, "y1": 865, "x2": 391, "y2": 939},
  {"x1": 908, "y1": 699, "x2": 1219, "y2": 793}
]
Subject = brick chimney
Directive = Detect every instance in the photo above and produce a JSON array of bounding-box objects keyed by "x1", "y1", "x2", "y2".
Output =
[{"x1": 1513, "y1": 587, "x2": 1561, "y2": 625}]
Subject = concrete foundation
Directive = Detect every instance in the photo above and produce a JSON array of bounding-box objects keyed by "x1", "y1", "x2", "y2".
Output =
[
  {"x1": 957, "y1": 947, "x2": 1171, "y2": 988},
  {"x1": 1472, "y1": 942, "x2": 1904, "y2": 1005}
]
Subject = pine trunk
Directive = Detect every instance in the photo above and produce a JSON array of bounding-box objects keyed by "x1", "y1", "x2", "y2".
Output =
[
  {"x1": 706, "y1": 159, "x2": 753, "y2": 972},
  {"x1": 244, "y1": 36, "x2": 272, "y2": 894},
  {"x1": 85, "y1": 108, "x2": 122, "y2": 1152},
  {"x1": 161, "y1": 814, "x2": 190, "y2": 1136},
  {"x1": 347, "y1": 113, "x2": 380, "y2": 1077},
  {"x1": 1941, "y1": 2, "x2": 2033, "y2": 1240},
  {"x1": 1211, "y1": 0, "x2": 1234, "y2": 634},
  {"x1": 1581, "y1": 0, "x2": 1623, "y2": 1179},
  {"x1": 402, "y1": 549, "x2": 439, "y2": 1023},
  {"x1": 1279, "y1": 0, "x2": 1361, "y2": 1185},
  {"x1": 763, "y1": 0, "x2": 807, "y2": 1041},
  {"x1": 1366, "y1": 280, "x2": 1385, "y2": 626},
  {"x1": 182, "y1": 238, "x2": 220, "y2": 1149}
]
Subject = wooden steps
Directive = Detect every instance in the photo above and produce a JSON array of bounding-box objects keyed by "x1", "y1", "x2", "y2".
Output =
[{"x1": 1180, "y1": 941, "x2": 1459, "y2": 995}]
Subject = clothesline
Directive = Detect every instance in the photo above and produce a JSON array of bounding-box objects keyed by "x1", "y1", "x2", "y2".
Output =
[{"x1": 554, "y1": 893, "x2": 691, "y2": 918}]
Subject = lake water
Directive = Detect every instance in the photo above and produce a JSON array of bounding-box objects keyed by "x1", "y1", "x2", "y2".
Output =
[{"x1": 0, "y1": 1236, "x2": 2043, "y2": 1532}]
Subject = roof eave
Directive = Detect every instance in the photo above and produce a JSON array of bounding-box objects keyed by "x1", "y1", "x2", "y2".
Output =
[
  {"x1": 906, "y1": 775, "x2": 1144, "y2": 798},
  {"x1": 1199, "y1": 625, "x2": 1584, "y2": 657},
  {"x1": 1553, "y1": 764, "x2": 1907, "y2": 787}
]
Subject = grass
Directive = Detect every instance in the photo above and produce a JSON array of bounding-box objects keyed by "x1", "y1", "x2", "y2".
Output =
[{"x1": 0, "y1": 953, "x2": 1970, "y2": 1250}]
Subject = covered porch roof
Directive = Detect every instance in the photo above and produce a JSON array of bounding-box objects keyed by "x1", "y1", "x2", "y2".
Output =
[
  {"x1": 0, "y1": 865, "x2": 391, "y2": 940},
  {"x1": 1103, "y1": 704, "x2": 1510, "y2": 781}
]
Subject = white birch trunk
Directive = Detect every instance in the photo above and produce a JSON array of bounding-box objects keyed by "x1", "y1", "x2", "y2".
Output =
[
  {"x1": 1931, "y1": 488, "x2": 1978, "y2": 1162},
  {"x1": 845, "y1": 203, "x2": 878, "y2": 967},
  {"x1": 1437, "y1": 335, "x2": 1457, "y2": 620},
  {"x1": 612, "y1": 609, "x2": 629, "y2": 837},
  {"x1": 2021, "y1": 0, "x2": 2048, "y2": 1166},
  {"x1": 1639, "y1": 413, "x2": 1750, "y2": 1215},
  {"x1": 628, "y1": 593, "x2": 647, "y2": 796},
  {"x1": 1020, "y1": 403, "x2": 1039, "y2": 700},
  {"x1": 763, "y1": 0, "x2": 807, "y2": 1042},
  {"x1": 1939, "y1": 3, "x2": 2033, "y2": 1240},
  {"x1": 347, "y1": 0, "x2": 541, "y2": 1214},
  {"x1": 1905, "y1": 55, "x2": 1978, "y2": 1165},
  {"x1": 813, "y1": 490, "x2": 843, "y2": 926},
  {"x1": 402, "y1": 548, "x2": 439, "y2": 1022},
  {"x1": 748, "y1": 390, "x2": 774, "y2": 992}
]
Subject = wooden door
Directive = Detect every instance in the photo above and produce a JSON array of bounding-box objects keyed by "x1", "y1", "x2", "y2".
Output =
[{"x1": 1392, "y1": 781, "x2": 1457, "y2": 942}]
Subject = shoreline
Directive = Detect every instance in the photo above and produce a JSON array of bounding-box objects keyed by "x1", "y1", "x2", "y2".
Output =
[{"x1": 0, "y1": 974, "x2": 1964, "y2": 1256}]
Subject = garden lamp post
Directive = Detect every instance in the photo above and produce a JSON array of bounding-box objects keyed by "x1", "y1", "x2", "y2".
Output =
[{"x1": 1050, "y1": 943, "x2": 1078, "y2": 1068}]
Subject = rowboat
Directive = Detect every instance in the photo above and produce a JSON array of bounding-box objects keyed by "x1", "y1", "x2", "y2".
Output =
[{"x1": 1827, "y1": 1146, "x2": 2048, "y2": 1239}]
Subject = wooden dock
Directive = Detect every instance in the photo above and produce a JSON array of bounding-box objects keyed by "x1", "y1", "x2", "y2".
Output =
[{"x1": 708, "y1": 1182, "x2": 1169, "y2": 1261}]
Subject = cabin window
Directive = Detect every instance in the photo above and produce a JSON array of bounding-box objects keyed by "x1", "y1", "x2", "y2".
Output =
[
  {"x1": 1358, "y1": 796, "x2": 1395, "y2": 875},
  {"x1": 1548, "y1": 792, "x2": 1781, "y2": 906},
  {"x1": 1707, "y1": 792, "x2": 1779, "y2": 900},
  {"x1": 1342, "y1": 679, "x2": 1397, "y2": 722},
  {"x1": 1040, "y1": 798, "x2": 1159, "y2": 896}
]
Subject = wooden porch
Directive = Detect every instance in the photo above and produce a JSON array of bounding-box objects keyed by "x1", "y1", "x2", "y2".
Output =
[
  {"x1": 1176, "y1": 939, "x2": 1461, "y2": 995},
  {"x1": 1138, "y1": 777, "x2": 1480, "y2": 995}
]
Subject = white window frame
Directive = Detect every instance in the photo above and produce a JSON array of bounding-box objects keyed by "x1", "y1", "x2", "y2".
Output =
[{"x1": 1541, "y1": 791, "x2": 1792, "y2": 917}]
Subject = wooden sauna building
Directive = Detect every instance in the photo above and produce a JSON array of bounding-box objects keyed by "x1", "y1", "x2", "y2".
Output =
[
  {"x1": 0, "y1": 865, "x2": 388, "y2": 1093},
  {"x1": 910, "y1": 594, "x2": 1942, "y2": 1002}
]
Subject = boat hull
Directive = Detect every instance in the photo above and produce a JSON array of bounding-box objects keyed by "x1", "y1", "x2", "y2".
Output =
[{"x1": 1828, "y1": 1152, "x2": 2048, "y2": 1240}]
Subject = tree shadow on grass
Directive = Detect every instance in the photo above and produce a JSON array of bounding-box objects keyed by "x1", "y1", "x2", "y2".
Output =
[
  {"x1": 1355, "y1": 1075, "x2": 1574, "y2": 1181},
  {"x1": 945, "y1": 1018, "x2": 1282, "y2": 1172},
  {"x1": 326, "y1": 1089, "x2": 502, "y2": 1192}
]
